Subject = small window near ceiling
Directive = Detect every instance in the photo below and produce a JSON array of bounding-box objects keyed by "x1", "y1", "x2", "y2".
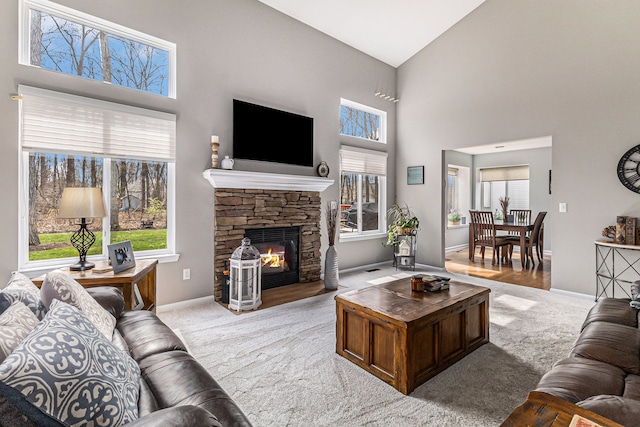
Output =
[
  {"x1": 19, "y1": 0, "x2": 176, "y2": 98},
  {"x1": 340, "y1": 99, "x2": 386, "y2": 143}
]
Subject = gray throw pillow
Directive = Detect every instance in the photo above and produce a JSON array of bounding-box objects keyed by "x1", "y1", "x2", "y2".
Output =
[
  {"x1": 0, "y1": 301, "x2": 39, "y2": 363},
  {"x1": 2, "y1": 272, "x2": 46, "y2": 320},
  {"x1": 40, "y1": 271, "x2": 116, "y2": 340},
  {"x1": 0, "y1": 299, "x2": 140, "y2": 426}
]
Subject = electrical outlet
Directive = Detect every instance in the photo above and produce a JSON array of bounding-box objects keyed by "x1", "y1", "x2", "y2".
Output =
[
  {"x1": 559, "y1": 202, "x2": 567, "y2": 213},
  {"x1": 183, "y1": 268, "x2": 190, "y2": 280}
]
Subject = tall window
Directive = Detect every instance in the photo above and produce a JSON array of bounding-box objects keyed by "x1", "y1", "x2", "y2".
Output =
[
  {"x1": 19, "y1": 0, "x2": 177, "y2": 98},
  {"x1": 479, "y1": 166, "x2": 530, "y2": 218},
  {"x1": 447, "y1": 167, "x2": 459, "y2": 215},
  {"x1": 18, "y1": 85, "x2": 176, "y2": 270},
  {"x1": 340, "y1": 99, "x2": 386, "y2": 143},
  {"x1": 339, "y1": 147, "x2": 387, "y2": 238}
]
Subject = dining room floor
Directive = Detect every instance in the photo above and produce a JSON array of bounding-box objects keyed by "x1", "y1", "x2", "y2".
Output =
[{"x1": 445, "y1": 247, "x2": 551, "y2": 290}]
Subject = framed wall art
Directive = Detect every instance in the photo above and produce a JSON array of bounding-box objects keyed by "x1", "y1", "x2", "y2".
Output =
[{"x1": 407, "y1": 166, "x2": 424, "y2": 185}]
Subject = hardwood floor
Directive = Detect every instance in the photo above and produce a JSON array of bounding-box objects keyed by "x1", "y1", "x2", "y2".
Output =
[{"x1": 445, "y1": 247, "x2": 551, "y2": 290}]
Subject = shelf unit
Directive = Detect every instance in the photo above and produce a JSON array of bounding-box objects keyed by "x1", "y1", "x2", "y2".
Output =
[{"x1": 393, "y1": 232, "x2": 417, "y2": 270}]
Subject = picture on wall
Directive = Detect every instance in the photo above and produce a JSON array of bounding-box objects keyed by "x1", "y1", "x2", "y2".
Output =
[{"x1": 407, "y1": 166, "x2": 424, "y2": 185}]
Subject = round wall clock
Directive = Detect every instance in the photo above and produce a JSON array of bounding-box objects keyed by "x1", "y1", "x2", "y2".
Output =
[
  {"x1": 317, "y1": 161, "x2": 329, "y2": 177},
  {"x1": 618, "y1": 144, "x2": 640, "y2": 193}
]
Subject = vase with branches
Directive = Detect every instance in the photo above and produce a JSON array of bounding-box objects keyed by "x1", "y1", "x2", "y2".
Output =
[
  {"x1": 324, "y1": 202, "x2": 339, "y2": 290},
  {"x1": 499, "y1": 197, "x2": 510, "y2": 221}
]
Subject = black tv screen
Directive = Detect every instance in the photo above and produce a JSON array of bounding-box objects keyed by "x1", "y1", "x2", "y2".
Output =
[{"x1": 233, "y1": 99, "x2": 314, "y2": 167}]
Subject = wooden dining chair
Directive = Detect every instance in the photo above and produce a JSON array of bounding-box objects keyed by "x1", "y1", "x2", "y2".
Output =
[
  {"x1": 507, "y1": 211, "x2": 547, "y2": 265},
  {"x1": 469, "y1": 211, "x2": 511, "y2": 265},
  {"x1": 505, "y1": 209, "x2": 531, "y2": 237}
]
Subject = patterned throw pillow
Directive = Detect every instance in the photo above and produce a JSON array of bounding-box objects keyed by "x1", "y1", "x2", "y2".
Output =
[
  {"x1": 0, "y1": 300, "x2": 140, "y2": 426},
  {"x1": 0, "y1": 301, "x2": 39, "y2": 363},
  {"x1": 2, "y1": 272, "x2": 47, "y2": 320},
  {"x1": 41, "y1": 271, "x2": 116, "y2": 340}
]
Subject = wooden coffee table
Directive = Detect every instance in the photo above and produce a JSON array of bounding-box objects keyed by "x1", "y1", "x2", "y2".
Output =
[{"x1": 335, "y1": 278, "x2": 490, "y2": 394}]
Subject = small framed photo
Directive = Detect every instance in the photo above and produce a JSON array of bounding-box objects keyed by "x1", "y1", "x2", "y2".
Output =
[
  {"x1": 407, "y1": 166, "x2": 424, "y2": 185},
  {"x1": 108, "y1": 240, "x2": 136, "y2": 274}
]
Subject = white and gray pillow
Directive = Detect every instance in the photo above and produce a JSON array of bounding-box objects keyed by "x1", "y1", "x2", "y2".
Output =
[
  {"x1": 0, "y1": 299, "x2": 140, "y2": 426},
  {"x1": 2, "y1": 272, "x2": 46, "y2": 320},
  {"x1": 40, "y1": 271, "x2": 116, "y2": 340},
  {"x1": 0, "y1": 301, "x2": 39, "y2": 363}
]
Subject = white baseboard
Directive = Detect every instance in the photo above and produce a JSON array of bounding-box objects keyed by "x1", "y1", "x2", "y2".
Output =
[
  {"x1": 445, "y1": 244, "x2": 468, "y2": 252},
  {"x1": 550, "y1": 288, "x2": 594, "y2": 301},
  {"x1": 157, "y1": 295, "x2": 215, "y2": 313}
]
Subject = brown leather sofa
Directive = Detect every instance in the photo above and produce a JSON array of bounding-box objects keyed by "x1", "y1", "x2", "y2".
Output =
[
  {"x1": 534, "y1": 282, "x2": 640, "y2": 426},
  {"x1": 91, "y1": 286, "x2": 253, "y2": 427}
]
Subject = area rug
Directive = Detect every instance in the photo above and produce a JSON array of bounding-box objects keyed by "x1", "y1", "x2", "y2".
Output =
[{"x1": 165, "y1": 268, "x2": 595, "y2": 426}]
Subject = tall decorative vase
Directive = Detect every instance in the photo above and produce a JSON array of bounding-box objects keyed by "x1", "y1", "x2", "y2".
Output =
[{"x1": 324, "y1": 245, "x2": 339, "y2": 290}]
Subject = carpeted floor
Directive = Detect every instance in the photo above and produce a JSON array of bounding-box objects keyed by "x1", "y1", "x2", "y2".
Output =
[{"x1": 159, "y1": 265, "x2": 595, "y2": 426}]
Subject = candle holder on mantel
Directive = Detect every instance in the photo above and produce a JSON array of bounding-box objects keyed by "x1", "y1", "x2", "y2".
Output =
[{"x1": 211, "y1": 135, "x2": 220, "y2": 168}]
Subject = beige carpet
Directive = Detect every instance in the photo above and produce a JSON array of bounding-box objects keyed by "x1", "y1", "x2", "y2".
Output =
[{"x1": 159, "y1": 266, "x2": 595, "y2": 426}]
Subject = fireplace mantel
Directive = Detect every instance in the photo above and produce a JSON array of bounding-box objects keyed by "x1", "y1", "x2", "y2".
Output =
[{"x1": 203, "y1": 169, "x2": 334, "y2": 192}]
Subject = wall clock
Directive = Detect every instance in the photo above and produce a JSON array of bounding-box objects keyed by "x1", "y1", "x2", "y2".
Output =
[
  {"x1": 317, "y1": 161, "x2": 329, "y2": 177},
  {"x1": 618, "y1": 144, "x2": 640, "y2": 193}
]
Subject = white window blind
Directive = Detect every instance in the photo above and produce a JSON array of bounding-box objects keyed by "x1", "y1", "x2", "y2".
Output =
[
  {"x1": 19, "y1": 85, "x2": 176, "y2": 161},
  {"x1": 340, "y1": 146, "x2": 387, "y2": 176},
  {"x1": 480, "y1": 165, "x2": 529, "y2": 182}
]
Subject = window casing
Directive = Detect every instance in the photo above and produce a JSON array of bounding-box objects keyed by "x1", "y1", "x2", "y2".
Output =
[
  {"x1": 19, "y1": 0, "x2": 177, "y2": 98},
  {"x1": 340, "y1": 99, "x2": 386, "y2": 144},
  {"x1": 18, "y1": 85, "x2": 176, "y2": 271},
  {"x1": 339, "y1": 146, "x2": 387, "y2": 239},
  {"x1": 478, "y1": 166, "x2": 530, "y2": 218}
]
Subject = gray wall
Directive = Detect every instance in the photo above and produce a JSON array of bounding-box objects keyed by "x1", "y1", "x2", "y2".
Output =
[
  {"x1": 0, "y1": 0, "x2": 396, "y2": 304},
  {"x1": 398, "y1": 0, "x2": 640, "y2": 295}
]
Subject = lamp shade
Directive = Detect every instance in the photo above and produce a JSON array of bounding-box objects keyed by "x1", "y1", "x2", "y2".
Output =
[{"x1": 58, "y1": 187, "x2": 107, "y2": 219}]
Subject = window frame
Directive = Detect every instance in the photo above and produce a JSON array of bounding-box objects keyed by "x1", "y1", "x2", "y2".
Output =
[
  {"x1": 17, "y1": 89, "x2": 177, "y2": 273},
  {"x1": 339, "y1": 98, "x2": 387, "y2": 144},
  {"x1": 339, "y1": 146, "x2": 387, "y2": 241},
  {"x1": 18, "y1": 0, "x2": 177, "y2": 98}
]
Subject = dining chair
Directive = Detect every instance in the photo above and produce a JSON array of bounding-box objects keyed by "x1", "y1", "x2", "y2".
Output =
[
  {"x1": 469, "y1": 210, "x2": 511, "y2": 265},
  {"x1": 505, "y1": 209, "x2": 532, "y2": 237},
  {"x1": 507, "y1": 211, "x2": 547, "y2": 265}
]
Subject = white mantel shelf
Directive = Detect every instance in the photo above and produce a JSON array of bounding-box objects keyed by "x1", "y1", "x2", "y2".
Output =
[{"x1": 203, "y1": 169, "x2": 334, "y2": 192}]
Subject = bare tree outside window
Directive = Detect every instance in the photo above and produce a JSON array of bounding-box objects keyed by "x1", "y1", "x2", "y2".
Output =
[
  {"x1": 340, "y1": 105, "x2": 381, "y2": 141},
  {"x1": 29, "y1": 9, "x2": 169, "y2": 96}
]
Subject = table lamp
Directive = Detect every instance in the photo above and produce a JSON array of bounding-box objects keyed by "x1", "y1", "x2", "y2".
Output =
[{"x1": 57, "y1": 187, "x2": 107, "y2": 271}]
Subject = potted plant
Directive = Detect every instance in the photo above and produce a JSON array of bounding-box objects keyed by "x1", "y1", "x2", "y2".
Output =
[
  {"x1": 383, "y1": 204, "x2": 419, "y2": 246},
  {"x1": 448, "y1": 213, "x2": 461, "y2": 225}
]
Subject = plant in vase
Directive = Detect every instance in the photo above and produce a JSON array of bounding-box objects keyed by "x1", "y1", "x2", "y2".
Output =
[
  {"x1": 447, "y1": 212, "x2": 461, "y2": 225},
  {"x1": 383, "y1": 204, "x2": 419, "y2": 246},
  {"x1": 324, "y1": 201, "x2": 339, "y2": 290},
  {"x1": 499, "y1": 196, "x2": 510, "y2": 221}
]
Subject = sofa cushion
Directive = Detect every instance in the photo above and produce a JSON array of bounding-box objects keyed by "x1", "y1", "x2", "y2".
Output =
[
  {"x1": 139, "y1": 350, "x2": 253, "y2": 427},
  {"x1": 0, "y1": 300, "x2": 140, "y2": 427},
  {"x1": 570, "y1": 321, "x2": 640, "y2": 374},
  {"x1": 116, "y1": 310, "x2": 187, "y2": 362},
  {"x1": 2, "y1": 272, "x2": 46, "y2": 320},
  {"x1": 138, "y1": 377, "x2": 160, "y2": 417},
  {"x1": 86, "y1": 286, "x2": 126, "y2": 319},
  {"x1": 577, "y1": 395, "x2": 640, "y2": 426},
  {"x1": 124, "y1": 405, "x2": 222, "y2": 427},
  {"x1": 41, "y1": 271, "x2": 116, "y2": 340},
  {"x1": 623, "y1": 374, "x2": 640, "y2": 400},
  {"x1": 535, "y1": 357, "x2": 626, "y2": 403},
  {"x1": 0, "y1": 301, "x2": 39, "y2": 363},
  {"x1": 581, "y1": 298, "x2": 637, "y2": 330}
]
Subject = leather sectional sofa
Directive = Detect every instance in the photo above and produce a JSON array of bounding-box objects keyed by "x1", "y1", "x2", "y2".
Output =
[
  {"x1": 0, "y1": 279, "x2": 252, "y2": 427},
  {"x1": 534, "y1": 282, "x2": 640, "y2": 425}
]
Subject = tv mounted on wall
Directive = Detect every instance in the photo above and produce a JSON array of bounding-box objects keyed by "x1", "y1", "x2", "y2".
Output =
[{"x1": 233, "y1": 99, "x2": 314, "y2": 167}]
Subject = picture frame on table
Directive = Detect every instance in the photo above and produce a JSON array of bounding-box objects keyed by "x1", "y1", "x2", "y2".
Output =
[
  {"x1": 107, "y1": 240, "x2": 136, "y2": 273},
  {"x1": 407, "y1": 166, "x2": 424, "y2": 185}
]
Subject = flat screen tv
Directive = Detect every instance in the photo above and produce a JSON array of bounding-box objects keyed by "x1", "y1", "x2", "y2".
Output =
[{"x1": 233, "y1": 99, "x2": 314, "y2": 167}]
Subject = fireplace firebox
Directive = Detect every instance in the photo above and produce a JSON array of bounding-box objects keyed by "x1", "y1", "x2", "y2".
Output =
[{"x1": 245, "y1": 226, "x2": 300, "y2": 290}]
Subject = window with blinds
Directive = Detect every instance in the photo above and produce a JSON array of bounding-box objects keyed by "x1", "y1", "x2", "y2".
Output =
[
  {"x1": 18, "y1": 85, "x2": 176, "y2": 269},
  {"x1": 339, "y1": 146, "x2": 387, "y2": 237},
  {"x1": 479, "y1": 165, "x2": 530, "y2": 218}
]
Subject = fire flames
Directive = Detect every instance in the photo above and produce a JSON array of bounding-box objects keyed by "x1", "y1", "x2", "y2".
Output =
[{"x1": 261, "y1": 248, "x2": 283, "y2": 269}]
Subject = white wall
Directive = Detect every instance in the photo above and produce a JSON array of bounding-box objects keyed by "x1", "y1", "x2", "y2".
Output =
[
  {"x1": 397, "y1": 0, "x2": 640, "y2": 295},
  {"x1": 0, "y1": 0, "x2": 397, "y2": 303}
]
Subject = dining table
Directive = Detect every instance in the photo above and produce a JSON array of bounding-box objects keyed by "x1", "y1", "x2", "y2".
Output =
[{"x1": 469, "y1": 220, "x2": 534, "y2": 267}]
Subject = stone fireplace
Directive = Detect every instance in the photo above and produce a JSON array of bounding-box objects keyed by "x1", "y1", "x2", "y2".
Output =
[{"x1": 204, "y1": 169, "x2": 333, "y2": 301}]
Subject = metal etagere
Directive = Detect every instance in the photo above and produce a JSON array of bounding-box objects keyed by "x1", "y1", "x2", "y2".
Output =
[{"x1": 595, "y1": 240, "x2": 637, "y2": 301}]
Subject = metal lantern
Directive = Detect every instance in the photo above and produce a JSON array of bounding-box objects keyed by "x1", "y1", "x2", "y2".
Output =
[{"x1": 228, "y1": 237, "x2": 262, "y2": 311}]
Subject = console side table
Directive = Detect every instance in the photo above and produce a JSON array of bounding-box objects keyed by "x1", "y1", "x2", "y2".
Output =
[
  {"x1": 32, "y1": 258, "x2": 158, "y2": 312},
  {"x1": 595, "y1": 240, "x2": 638, "y2": 301}
]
